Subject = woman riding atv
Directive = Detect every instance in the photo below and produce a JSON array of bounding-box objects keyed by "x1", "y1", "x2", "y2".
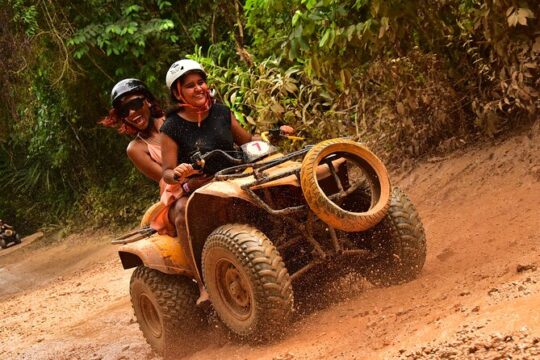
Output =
[
  {"x1": 159, "y1": 59, "x2": 293, "y2": 303},
  {"x1": 100, "y1": 79, "x2": 166, "y2": 191}
]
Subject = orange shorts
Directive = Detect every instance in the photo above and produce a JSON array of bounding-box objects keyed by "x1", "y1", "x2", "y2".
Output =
[{"x1": 150, "y1": 182, "x2": 184, "y2": 236}]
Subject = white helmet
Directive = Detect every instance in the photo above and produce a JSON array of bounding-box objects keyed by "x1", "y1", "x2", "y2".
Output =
[{"x1": 165, "y1": 59, "x2": 206, "y2": 91}]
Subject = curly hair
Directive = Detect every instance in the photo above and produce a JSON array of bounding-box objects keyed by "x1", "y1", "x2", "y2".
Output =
[{"x1": 99, "y1": 94, "x2": 164, "y2": 137}]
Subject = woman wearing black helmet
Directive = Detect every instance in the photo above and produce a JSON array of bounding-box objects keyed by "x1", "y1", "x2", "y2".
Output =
[{"x1": 100, "y1": 79, "x2": 165, "y2": 188}]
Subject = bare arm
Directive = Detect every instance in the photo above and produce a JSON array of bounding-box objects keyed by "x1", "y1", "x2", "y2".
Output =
[
  {"x1": 231, "y1": 113, "x2": 253, "y2": 146},
  {"x1": 126, "y1": 140, "x2": 162, "y2": 183},
  {"x1": 161, "y1": 133, "x2": 180, "y2": 184},
  {"x1": 230, "y1": 113, "x2": 295, "y2": 145}
]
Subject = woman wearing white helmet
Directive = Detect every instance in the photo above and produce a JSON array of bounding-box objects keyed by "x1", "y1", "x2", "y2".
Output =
[
  {"x1": 157, "y1": 59, "x2": 292, "y2": 304},
  {"x1": 156, "y1": 59, "x2": 260, "y2": 304},
  {"x1": 100, "y1": 79, "x2": 165, "y2": 189}
]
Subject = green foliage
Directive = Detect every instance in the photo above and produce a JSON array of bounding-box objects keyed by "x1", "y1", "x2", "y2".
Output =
[
  {"x1": 77, "y1": 169, "x2": 158, "y2": 228},
  {"x1": 9, "y1": 0, "x2": 38, "y2": 36},
  {"x1": 245, "y1": 0, "x2": 539, "y2": 134},
  {"x1": 192, "y1": 51, "x2": 349, "y2": 145},
  {"x1": 0, "y1": 0, "x2": 246, "y2": 232},
  {"x1": 353, "y1": 52, "x2": 471, "y2": 162},
  {"x1": 457, "y1": 0, "x2": 539, "y2": 135}
]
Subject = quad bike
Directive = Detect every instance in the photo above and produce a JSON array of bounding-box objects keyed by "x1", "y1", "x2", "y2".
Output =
[
  {"x1": 0, "y1": 227, "x2": 21, "y2": 249},
  {"x1": 112, "y1": 137, "x2": 426, "y2": 357}
]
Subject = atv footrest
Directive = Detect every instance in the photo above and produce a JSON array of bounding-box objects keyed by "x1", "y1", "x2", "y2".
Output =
[{"x1": 111, "y1": 226, "x2": 157, "y2": 245}]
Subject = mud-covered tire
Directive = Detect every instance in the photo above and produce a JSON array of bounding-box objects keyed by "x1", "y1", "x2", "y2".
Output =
[
  {"x1": 300, "y1": 138, "x2": 391, "y2": 232},
  {"x1": 202, "y1": 224, "x2": 293, "y2": 339},
  {"x1": 130, "y1": 266, "x2": 205, "y2": 357},
  {"x1": 361, "y1": 187, "x2": 427, "y2": 286},
  {"x1": 14, "y1": 234, "x2": 21, "y2": 244},
  {"x1": 0, "y1": 238, "x2": 6, "y2": 249}
]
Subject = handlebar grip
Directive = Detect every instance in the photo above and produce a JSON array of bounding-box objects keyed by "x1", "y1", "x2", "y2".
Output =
[{"x1": 192, "y1": 163, "x2": 203, "y2": 171}]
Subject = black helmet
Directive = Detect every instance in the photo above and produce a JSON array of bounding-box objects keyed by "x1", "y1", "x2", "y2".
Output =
[{"x1": 110, "y1": 78, "x2": 154, "y2": 108}]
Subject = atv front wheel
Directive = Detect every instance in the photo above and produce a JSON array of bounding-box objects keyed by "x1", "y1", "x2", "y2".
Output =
[
  {"x1": 202, "y1": 224, "x2": 293, "y2": 339},
  {"x1": 130, "y1": 266, "x2": 205, "y2": 357},
  {"x1": 361, "y1": 187, "x2": 427, "y2": 286},
  {"x1": 300, "y1": 138, "x2": 391, "y2": 232},
  {"x1": 14, "y1": 234, "x2": 21, "y2": 244},
  {"x1": 0, "y1": 238, "x2": 6, "y2": 249}
]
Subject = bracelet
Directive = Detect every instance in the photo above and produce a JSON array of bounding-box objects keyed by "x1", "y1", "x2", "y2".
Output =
[{"x1": 182, "y1": 181, "x2": 190, "y2": 194}]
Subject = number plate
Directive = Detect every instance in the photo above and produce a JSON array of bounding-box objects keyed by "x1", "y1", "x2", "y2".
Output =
[{"x1": 241, "y1": 141, "x2": 276, "y2": 162}]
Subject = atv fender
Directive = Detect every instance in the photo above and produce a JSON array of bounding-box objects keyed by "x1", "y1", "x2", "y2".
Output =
[
  {"x1": 140, "y1": 202, "x2": 166, "y2": 227},
  {"x1": 117, "y1": 233, "x2": 193, "y2": 277}
]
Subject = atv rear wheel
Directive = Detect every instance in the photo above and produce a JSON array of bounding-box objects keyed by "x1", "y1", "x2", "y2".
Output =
[
  {"x1": 0, "y1": 238, "x2": 6, "y2": 249},
  {"x1": 202, "y1": 224, "x2": 293, "y2": 339},
  {"x1": 14, "y1": 234, "x2": 21, "y2": 244},
  {"x1": 130, "y1": 266, "x2": 205, "y2": 357},
  {"x1": 361, "y1": 187, "x2": 427, "y2": 286},
  {"x1": 300, "y1": 138, "x2": 391, "y2": 232}
]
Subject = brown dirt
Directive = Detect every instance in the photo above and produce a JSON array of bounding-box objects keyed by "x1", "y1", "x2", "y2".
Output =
[{"x1": 1, "y1": 122, "x2": 539, "y2": 360}]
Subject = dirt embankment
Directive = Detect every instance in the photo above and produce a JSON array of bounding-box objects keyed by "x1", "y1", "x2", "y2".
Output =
[{"x1": 1, "y1": 122, "x2": 539, "y2": 360}]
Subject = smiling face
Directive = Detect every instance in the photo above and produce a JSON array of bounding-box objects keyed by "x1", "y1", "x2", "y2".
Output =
[
  {"x1": 177, "y1": 72, "x2": 208, "y2": 107},
  {"x1": 118, "y1": 93, "x2": 151, "y2": 131}
]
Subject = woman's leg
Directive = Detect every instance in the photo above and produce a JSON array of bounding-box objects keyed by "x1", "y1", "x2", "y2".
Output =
[{"x1": 170, "y1": 196, "x2": 209, "y2": 304}]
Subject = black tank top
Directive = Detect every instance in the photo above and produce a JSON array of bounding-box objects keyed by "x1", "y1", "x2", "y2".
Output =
[{"x1": 160, "y1": 104, "x2": 235, "y2": 165}]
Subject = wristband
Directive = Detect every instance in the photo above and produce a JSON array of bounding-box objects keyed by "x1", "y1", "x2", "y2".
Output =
[{"x1": 182, "y1": 181, "x2": 190, "y2": 194}]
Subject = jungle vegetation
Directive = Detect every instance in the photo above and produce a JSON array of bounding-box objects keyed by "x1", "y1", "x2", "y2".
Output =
[{"x1": 0, "y1": 0, "x2": 538, "y2": 233}]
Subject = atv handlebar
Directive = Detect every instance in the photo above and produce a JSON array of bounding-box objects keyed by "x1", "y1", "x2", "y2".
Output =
[
  {"x1": 173, "y1": 149, "x2": 244, "y2": 181},
  {"x1": 190, "y1": 149, "x2": 243, "y2": 170},
  {"x1": 172, "y1": 129, "x2": 303, "y2": 181}
]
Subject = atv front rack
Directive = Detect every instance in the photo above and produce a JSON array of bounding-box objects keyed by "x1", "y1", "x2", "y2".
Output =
[
  {"x1": 216, "y1": 146, "x2": 362, "y2": 217},
  {"x1": 214, "y1": 146, "x2": 313, "y2": 181}
]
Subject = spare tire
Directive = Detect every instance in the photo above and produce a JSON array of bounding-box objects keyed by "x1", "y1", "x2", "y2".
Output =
[{"x1": 300, "y1": 138, "x2": 391, "y2": 232}]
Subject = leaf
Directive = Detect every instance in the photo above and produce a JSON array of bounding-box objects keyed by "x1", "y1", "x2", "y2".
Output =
[
  {"x1": 533, "y1": 37, "x2": 540, "y2": 53},
  {"x1": 507, "y1": 8, "x2": 535, "y2": 27},
  {"x1": 378, "y1": 17, "x2": 389, "y2": 39},
  {"x1": 371, "y1": 0, "x2": 380, "y2": 16},
  {"x1": 159, "y1": 19, "x2": 174, "y2": 30},
  {"x1": 346, "y1": 25, "x2": 356, "y2": 42},
  {"x1": 396, "y1": 102, "x2": 405, "y2": 115},
  {"x1": 270, "y1": 101, "x2": 285, "y2": 114},
  {"x1": 233, "y1": 111, "x2": 246, "y2": 126},
  {"x1": 319, "y1": 29, "x2": 331, "y2": 48},
  {"x1": 157, "y1": 0, "x2": 172, "y2": 10},
  {"x1": 517, "y1": 9, "x2": 529, "y2": 26},
  {"x1": 292, "y1": 10, "x2": 302, "y2": 26},
  {"x1": 284, "y1": 82, "x2": 299, "y2": 93},
  {"x1": 246, "y1": 116, "x2": 256, "y2": 125}
]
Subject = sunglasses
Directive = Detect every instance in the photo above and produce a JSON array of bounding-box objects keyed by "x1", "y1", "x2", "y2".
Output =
[{"x1": 117, "y1": 97, "x2": 145, "y2": 118}]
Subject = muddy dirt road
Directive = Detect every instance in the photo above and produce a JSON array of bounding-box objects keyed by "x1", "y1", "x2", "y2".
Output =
[{"x1": 1, "y1": 123, "x2": 539, "y2": 360}]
